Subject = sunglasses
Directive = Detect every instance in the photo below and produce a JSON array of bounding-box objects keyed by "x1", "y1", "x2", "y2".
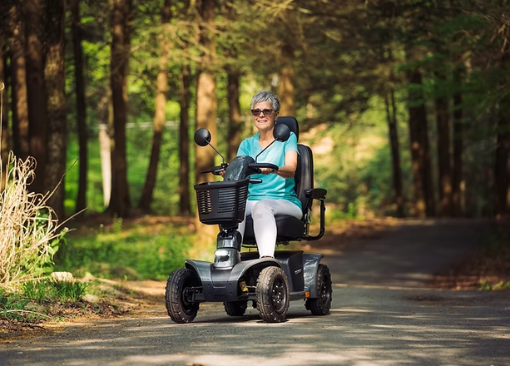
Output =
[{"x1": 251, "y1": 109, "x2": 274, "y2": 117}]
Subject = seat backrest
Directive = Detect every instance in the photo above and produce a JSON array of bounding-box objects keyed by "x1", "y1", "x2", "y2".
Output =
[
  {"x1": 276, "y1": 116, "x2": 312, "y2": 213},
  {"x1": 296, "y1": 144, "x2": 313, "y2": 212}
]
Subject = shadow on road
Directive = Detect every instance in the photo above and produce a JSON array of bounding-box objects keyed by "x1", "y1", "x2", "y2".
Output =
[{"x1": 2, "y1": 218, "x2": 509, "y2": 366}]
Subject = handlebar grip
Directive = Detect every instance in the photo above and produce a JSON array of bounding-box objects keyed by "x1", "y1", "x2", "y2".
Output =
[
  {"x1": 248, "y1": 163, "x2": 279, "y2": 172},
  {"x1": 200, "y1": 164, "x2": 228, "y2": 175}
]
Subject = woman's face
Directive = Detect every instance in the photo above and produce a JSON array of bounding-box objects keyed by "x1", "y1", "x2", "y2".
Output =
[{"x1": 252, "y1": 101, "x2": 278, "y2": 133}]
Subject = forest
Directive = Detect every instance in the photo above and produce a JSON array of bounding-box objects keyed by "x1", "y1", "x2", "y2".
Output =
[{"x1": 0, "y1": 0, "x2": 509, "y2": 224}]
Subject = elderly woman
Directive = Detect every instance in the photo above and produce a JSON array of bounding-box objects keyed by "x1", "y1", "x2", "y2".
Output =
[{"x1": 236, "y1": 90, "x2": 302, "y2": 258}]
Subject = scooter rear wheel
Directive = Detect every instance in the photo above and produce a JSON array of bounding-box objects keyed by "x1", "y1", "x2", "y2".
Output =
[
  {"x1": 223, "y1": 301, "x2": 248, "y2": 316},
  {"x1": 256, "y1": 266, "x2": 289, "y2": 323},
  {"x1": 165, "y1": 268, "x2": 200, "y2": 323},
  {"x1": 305, "y1": 264, "x2": 332, "y2": 315}
]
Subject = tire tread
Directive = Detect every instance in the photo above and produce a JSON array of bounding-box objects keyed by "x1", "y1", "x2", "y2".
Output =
[
  {"x1": 256, "y1": 266, "x2": 289, "y2": 323},
  {"x1": 165, "y1": 268, "x2": 199, "y2": 323}
]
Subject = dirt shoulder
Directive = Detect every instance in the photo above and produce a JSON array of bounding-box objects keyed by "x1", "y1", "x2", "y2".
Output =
[{"x1": 427, "y1": 217, "x2": 510, "y2": 291}]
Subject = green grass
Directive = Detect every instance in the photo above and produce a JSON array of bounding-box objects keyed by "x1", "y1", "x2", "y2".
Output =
[
  {"x1": 1, "y1": 278, "x2": 90, "y2": 323},
  {"x1": 21, "y1": 278, "x2": 88, "y2": 303},
  {"x1": 0, "y1": 289, "x2": 33, "y2": 322},
  {"x1": 54, "y1": 220, "x2": 193, "y2": 280},
  {"x1": 478, "y1": 281, "x2": 510, "y2": 291},
  {"x1": 0, "y1": 278, "x2": 85, "y2": 323}
]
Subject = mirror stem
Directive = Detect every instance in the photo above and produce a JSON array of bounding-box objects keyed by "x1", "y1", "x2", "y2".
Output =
[
  {"x1": 255, "y1": 139, "x2": 277, "y2": 162},
  {"x1": 207, "y1": 142, "x2": 225, "y2": 164}
]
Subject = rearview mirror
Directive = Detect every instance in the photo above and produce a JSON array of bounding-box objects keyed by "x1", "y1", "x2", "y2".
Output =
[
  {"x1": 274, "y1": 123, "x2": 290, "y2": 142},
  {"x1": 194, "y1": 128, "x2": 211, "y2": 146}
]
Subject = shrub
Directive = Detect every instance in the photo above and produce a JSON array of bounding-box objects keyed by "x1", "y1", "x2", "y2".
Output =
[{"x1": 0, "y1": 152, "x2": 67, "y2": 289}]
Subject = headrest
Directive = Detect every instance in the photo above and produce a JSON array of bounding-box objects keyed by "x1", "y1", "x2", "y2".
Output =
[{"x1": 276, "y1": 116, "x2": 299, "y2": 142}]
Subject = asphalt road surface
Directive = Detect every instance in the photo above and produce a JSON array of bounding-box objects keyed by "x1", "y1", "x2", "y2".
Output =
[{"x1": 1, "y1": 219, "x2": 509, "y2": 366}]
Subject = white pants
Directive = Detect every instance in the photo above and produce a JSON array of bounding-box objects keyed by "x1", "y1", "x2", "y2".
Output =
[{"x1": 237, "y1": 200, "x2": 302, "y2": 257}]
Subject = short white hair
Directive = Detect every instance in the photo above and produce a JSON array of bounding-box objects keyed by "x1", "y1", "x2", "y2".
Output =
[{"x1": 250, "y1": 90, "x2": 280, "y2": 111}]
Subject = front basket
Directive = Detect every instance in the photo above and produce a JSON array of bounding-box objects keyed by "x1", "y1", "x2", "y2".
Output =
[{"x1": 194, "y1": 178, "x2": 249, "y2": 225}]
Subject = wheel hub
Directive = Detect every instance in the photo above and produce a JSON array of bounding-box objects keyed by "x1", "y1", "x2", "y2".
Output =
[{"x1": 271, "y1": 279, "x2": 287, "y2": 313}]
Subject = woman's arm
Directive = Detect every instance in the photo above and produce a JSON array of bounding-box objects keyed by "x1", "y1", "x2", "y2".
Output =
[
  {"x1": 275, "y1": 150, "x2": 297, "y2": 178},
  {"x1": 259, "y1": 150, "x2": 297, "y2": 177}
]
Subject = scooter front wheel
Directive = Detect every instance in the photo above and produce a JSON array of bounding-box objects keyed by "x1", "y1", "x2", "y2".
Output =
[
  {"x1": 165, "y1": 268, "x2": 200, "y2": 323},
  {"x1": 256, "y1": 266, "x2": 289, "y2": 323}
]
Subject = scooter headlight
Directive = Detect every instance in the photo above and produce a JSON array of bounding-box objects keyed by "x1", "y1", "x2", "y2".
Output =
[{"x1": 215, "y1": 249, "x2": 230, "y2": 258}]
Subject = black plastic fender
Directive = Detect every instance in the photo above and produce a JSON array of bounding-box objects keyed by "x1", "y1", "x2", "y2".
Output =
[
  {"x1": 185, "y1": 258, "x2": 282, "y2": 302},
  {"x1": 303, "y1": 253, "x2": 324, "y2": 298}
]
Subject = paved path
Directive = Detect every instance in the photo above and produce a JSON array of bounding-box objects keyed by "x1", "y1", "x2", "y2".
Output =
[{"x1": 2, "y1": 219, "x2": 510, "y2": 366}]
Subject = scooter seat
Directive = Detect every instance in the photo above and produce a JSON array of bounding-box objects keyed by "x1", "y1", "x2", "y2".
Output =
[{"x1": 242, "y1": 214, "x2": 306, "y2": 244}]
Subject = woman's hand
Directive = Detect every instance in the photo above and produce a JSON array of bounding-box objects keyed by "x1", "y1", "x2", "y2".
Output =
[{"x1": 259, "y1": 167, "x2": 275, "y2": 175}]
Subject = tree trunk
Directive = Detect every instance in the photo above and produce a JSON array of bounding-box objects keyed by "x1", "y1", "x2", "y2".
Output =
[
  {"x1": 452, "y1": 66, "x2": 463, "y2": 217},
  {"x1": 407, "y1": 67, "x2": 426, "y2": 218},
  {"x1": 223, "y1": 1, "x2": 242, "y2": 162},
  {"x1": 227, "y1": 70, "x2": 242, "y2": 162},
  {"x1": 502, "y1": 54, "x2": 510, "y2": 215},
  {"x1": 435, "y1": 73, "x2": 453, "y2": 217},
  {"x1": 138, "y1": 0, "x2": 172, "y2": 212},
  {"x1": 494, "y1": 100, "x2": 510, "y2": 216},
  {"x1": 195, "y1": 0, "x2": 217, "y2": 245},
  {"x1": 98, "y1": 90, "x2": 112, "y2": 209},
  {"x1": 278, "y1": 41, "x2": 295, "y2": 116},
  {"x1": 0, "y1": 36, "x2": 9, "y2": 171},
  {"x1": 421, "y1": 117, "x2": 436, "y2": 217},
  {"x1": 494, "y1": 116, "x2": 510, "y2": 216},
  {"x1": 195, "y1": 75, "x2": 216, "y2": 178},
  {"x1": 24, "y1": 0, "x2": 47, "y2": 193},
  {"x1": 406, "y1": 62, "x2": 435, "y2": 217},
  {"x1": 179, "y1": 64, "x2": 191, "y2": 216},
  {"x1": 196, "y1": 0, "x2": 217, "y2": 185},
  {"x1": 384, "y1": 88, "x2": 404, "y2": 217},
  {"x1": 108, "y1": 0, "x2": 131, "y2": 218},
  {"x1": 70, "y1": 0, "x2": 88, "y2": 214},
  {"x1": 494, "y1": 53, "x2": 510, "y2": 216},
  {"x1": 44, "y1": 0, "x2": 66, "y2": 220},
  {"x1": 9, "y1": 4, "x2": 29, "y2": 160}
]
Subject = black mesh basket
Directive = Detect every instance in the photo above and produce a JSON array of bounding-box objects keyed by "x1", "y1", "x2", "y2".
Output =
[{"x1": 194, "y1": 178, "x2": 249, "y2": 225}]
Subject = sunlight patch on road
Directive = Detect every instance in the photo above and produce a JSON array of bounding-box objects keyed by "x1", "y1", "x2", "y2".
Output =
[{"x1": 105, "y1": 351, "x2": 398, "y2": 366}]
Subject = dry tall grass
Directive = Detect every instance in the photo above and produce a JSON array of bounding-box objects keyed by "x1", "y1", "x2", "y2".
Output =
[{"x1": 0, "y1": 152, "x2": 67, "y2": 289}]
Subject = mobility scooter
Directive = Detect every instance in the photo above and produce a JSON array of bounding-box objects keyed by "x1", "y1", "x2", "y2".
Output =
[{"x1": 165, "y1": 117, "x2": 331, "y2": 323}]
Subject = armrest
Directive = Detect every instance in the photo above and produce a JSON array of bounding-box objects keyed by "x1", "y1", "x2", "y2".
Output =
[
  {"x1": 304, "y1": 188, "x2": 327, "y2": 200},
  {"x1": 302, "y1": 188, "x2": 328, "y2": 241}
]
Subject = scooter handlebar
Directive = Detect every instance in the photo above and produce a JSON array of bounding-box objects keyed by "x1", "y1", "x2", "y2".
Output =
[
  {"x1": 248, "y1": 162, "x2": 279, "y2": 173},
  {"x1": 200, "y1": 163, "x2": 229, "y2": 175}
]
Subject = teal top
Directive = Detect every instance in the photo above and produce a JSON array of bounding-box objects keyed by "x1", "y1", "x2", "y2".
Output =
[{"x1": 237, "y1": 132, "x2": 302, "y2": 210}]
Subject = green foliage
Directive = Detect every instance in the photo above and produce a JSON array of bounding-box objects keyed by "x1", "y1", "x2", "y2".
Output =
[
  {"x1": 0, "y1": 278, "x2": 87, "y2": 323},
  {"x1": 22, "y1": 278, "x2": 88, "y2": 303},
  {"x1": 478, "y1": 281, "x2": 510, "y2": 291},
  {"x1": 28, "y1": 212, "x2": 67, "y2": 278},
  {"x1": 66, "y1": 118, "x2": 189, "y2": 215},
  {"x1": 306, "y1": 94, "x2": 413, "y2": 217},
  {"x1": 54, "y1": 220, "x2": 191, "y2": 280},
  {"x1": 0, "y1": 154, "x2": 69, "y2": 287},
  {"x1": 0, "y1": 289, "x2": 32, "y2": 322},
  {"x1": 326, "y1": 205, "x2": 363, "y2": 223},
  {"x1": 57, "y1": 0, "x2": 510, "y2": 220}
]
